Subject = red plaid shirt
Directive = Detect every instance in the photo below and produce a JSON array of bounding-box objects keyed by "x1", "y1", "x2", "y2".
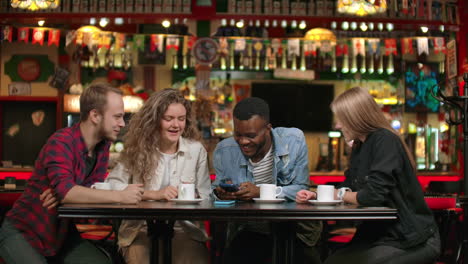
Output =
[{"x1": 6, "y1": 123, "x2": 110, "y2": 256}]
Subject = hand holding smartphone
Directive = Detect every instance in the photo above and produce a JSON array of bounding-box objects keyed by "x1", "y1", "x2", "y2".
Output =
[{"x1": 219, "y1": 183, "x2": 240, "y2": 192}]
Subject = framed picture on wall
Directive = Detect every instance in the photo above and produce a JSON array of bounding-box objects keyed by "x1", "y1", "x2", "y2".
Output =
[
  {"x1": 405, "y1": 62, "x2": 441, "y2": 113},
  {"x1": 8, "y1": 82, "x2": 31, "y2": 96}
]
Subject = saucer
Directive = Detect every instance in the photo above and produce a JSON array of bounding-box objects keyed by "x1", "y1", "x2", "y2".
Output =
[
  {"x1": 308, "y1": 200, "x2": 343, "y2": 205},
  {"x1": 170, "y1": 198, "x2": 203, "y2": 204},
  {"x1": 253, "y1": 198, "x2": 285, "y2": 204}
]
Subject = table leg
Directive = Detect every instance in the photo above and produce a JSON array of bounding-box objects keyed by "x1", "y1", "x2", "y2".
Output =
[
  {"x1": 147, "y1": 220, "x2": 175, "y2": 264},
  {"x1": 271, "y1": 222, "x2": 295, "y2": 264}
]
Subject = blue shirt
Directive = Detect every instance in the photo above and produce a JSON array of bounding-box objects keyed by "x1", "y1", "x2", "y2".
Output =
[{"x1": 212, "y1": 127, "x2": 309, "y2": 201}]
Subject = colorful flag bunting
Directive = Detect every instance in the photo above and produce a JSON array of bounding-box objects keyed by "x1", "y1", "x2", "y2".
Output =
[
  {"x1": 18, "y1": 27, "x2": 29, "y2": 43},
  {"x1": 32, "y1": 28, "x2": 45, "y2": 45},
  {"x1": 48, "y1": 29, "x2": 60, "y2": 46},
  {"x1": 417, "y1": 37, "x2": 429, "y2": 55},
  {"x1": 384, "y1": 39, "x2": 397, "y2": 56},
  {"x1": 2, "y1": 26, "x2": 13, "y2": 42}
]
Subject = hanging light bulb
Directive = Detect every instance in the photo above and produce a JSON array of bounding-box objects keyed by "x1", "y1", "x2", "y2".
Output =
[
  {"x1": 386, "y1": 23, "x2": 394, "y2": 32},
  {"x1": 299, "y1": 21, "x2": 307, "y2": 30},
  {"x1": 272, "y1": 20, "x2": 278, "y2": 27},
  {"x1": 37, "y1": 20, "x2": 45, "y2": 27},
  {"x1": 342, "y1": 21, "x2": 349, "y2": 30},
  {"x1": 281, "y1": 20, "x2": 288, "y2": 28},
  {"x1": 99, "y1": 18, "x2": 109, "y2": 28},
  {"x1": 162, "y1": 19, "x2": 171, "y2": 28},
  {"x1": 360, "y1": 22, "x2": 368, "y2": 31},
  {"x1": 221, "y1": 19, "x2": 227, "y2": 26},
  {"x1": 291, "y1": 20, "x2": 297, "y2": 29}
]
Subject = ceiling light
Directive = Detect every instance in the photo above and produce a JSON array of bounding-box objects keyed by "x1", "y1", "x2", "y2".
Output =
[
  {"x1": 342, "y1": 21, "x2": 349, "y2": 30},
  {"x1": 272, "y1": 20, "x2": 278, "y2": 27},
  {"x1": 377, "y1": 23, "x2": 383, "y2": 31},
  {"x1": 162, "y1": 19, "x2": 171, "y2": 28},
  {"x1": 291, "y1": 20, "x2": 297, "y2": 29},
  {"x1": 331, "y1": 21, "x2": 337, "y2": 29},
  {"x1": 337, "y1": 0, "x2": 387, "y2": 16},
  {"x1": 281, "y1": 20, "x2": 287, "y2": 28},
  {"x1": 350, "y1": 22, "x2": 357, "y2": 30},
  {"x1": 386, "y1": 23, "x2": 394, "y2": 31},
  {"x1": 421, "y1": 26, "x2": 429, "y2": 33},
  {"x1": 37, "y1": 20, "x2": 45, "y2": 27},
  {"x1": 360, "y1": 22, "x2": 368, "y2": 31},
  {"x1": 299, "y1": 21, "x2": 307, "y2": 30},
  {"x1": 99, "y1": 18, "x2": 109, "y2": 28},
  {"x1": 221, "y1": 19, "x2": 227, "y2": 26},
  {"x1": 264, "y1": 20, "x2": 270, "y2": 27},
  {"x1": 236, "y1": 20, "x2": 244, "y2": 28},
  {"x1": 114, "y1": 17, "x2": 124, "y2": 25},
  {"x1": 90, "y1": 18, "x2": 96, "y2": 25}
]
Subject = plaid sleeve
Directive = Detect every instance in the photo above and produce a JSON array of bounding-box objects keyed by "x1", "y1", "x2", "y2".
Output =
[{"x1": 43, "y1": 137, "x2": 77, "y2": 201}]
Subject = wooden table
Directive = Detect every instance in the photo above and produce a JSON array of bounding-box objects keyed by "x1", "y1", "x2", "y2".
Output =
[{"x1": 58, "y1": 200, "x2": 397, "y2": 264}]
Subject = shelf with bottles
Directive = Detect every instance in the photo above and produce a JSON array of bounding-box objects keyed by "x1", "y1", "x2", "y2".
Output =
[{"x1": 216, "y1": 0, "x2": 460, "y2": 26}]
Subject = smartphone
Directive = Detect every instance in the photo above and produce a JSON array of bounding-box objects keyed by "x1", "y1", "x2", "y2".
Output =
[
  {"x1": 214, "y1": 200, "x2": 236, "y2": 205},
  {"x1": 219, "y1": 183, "x2": 240, "y2": 192}
]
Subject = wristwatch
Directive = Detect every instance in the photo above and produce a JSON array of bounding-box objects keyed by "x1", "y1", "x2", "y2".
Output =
[{"x1": 337, "y1": 187, "x2": 352, "y2": 200}]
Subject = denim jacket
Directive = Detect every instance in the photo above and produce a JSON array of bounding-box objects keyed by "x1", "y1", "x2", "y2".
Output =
[{"x1": 212, "y1": 127, "x2": 309, "y2": 201}]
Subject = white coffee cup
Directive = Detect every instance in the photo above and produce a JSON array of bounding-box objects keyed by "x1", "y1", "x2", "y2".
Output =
[
  {"x1": 91, "y1": 182, "x2": 111, "y2": 190},
  {"x1": 317, "y1": 185, "x2": 335, "y2": 201},
  {"x1": 111, "y1": 182, "x2": 128, "y2": 191},
  {"x1": 259, "y1": 184, "x2": 283, "y2": 200},
  {"x1": 178, "y1": 183, "x2": 195, "y2": 200}
]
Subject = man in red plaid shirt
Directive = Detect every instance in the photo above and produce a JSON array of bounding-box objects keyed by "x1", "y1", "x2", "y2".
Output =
[{"x1": 0, "y1": 83, "x2": 144, "y2": 263}]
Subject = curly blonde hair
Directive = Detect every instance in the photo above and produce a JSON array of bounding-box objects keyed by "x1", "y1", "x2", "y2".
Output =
[{"x1": 119, "y1": 88, "x2": 200, "y2": 184}]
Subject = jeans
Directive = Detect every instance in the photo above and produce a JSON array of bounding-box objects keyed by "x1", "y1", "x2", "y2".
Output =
[
  {"x1": 324, "y1": 231, "x2": 440, "y2": 264},
  {"x1": 0, "y1": 219, "x2": 111, "y2": 264}
]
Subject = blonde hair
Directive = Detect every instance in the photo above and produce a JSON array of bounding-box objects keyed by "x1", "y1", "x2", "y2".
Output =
[
  {"x1": 80, "y1": 83, "x2": 123, "y2": 121},
  {"x1": 331, "y1": 87, "x2": 416, "y2": 170},
  {"x1": 119, "y1": 88, "x2": 200, "y2": 184}
]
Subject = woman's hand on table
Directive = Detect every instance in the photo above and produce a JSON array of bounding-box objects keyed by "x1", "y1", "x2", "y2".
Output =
[
  {"x1": 296, "y1": 190, "x2": 316, "y2": 203},
  {"x1": 40, "y1": 188, "x2": 59, "y2": 210},
  {"x1": 120, "y1": 184, "x2": 144, "y2": 204},
  {"x1": 156, "y1": 185, "x2": 178, "y2": 200}
]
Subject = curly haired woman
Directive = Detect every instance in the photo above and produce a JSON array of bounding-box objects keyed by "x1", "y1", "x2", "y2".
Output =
[{"x1": 106, "y1": 88, "x2": 210, "y2": 264}]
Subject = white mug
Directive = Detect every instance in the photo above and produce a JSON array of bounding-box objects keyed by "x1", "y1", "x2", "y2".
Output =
[
  {"x1": 259, "y1": 184, "x2": 283, "y2": 200},
  {"x1": 317, "y1": 185, "x2": 335, "y2": 201},
  {"x1": 111, "y1": 182, "x2": 128, "y2": 191},
  {"x1": 178, "y1": 183, "x2": 195, "y2": 200},
  {"x1": 91, "y1": 182, "x2": 111, "y2": 190}
]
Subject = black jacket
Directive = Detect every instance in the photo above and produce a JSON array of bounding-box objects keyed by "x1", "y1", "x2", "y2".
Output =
[{"x1": 343, "y1": 128, "x2": 437, "y2": 249}]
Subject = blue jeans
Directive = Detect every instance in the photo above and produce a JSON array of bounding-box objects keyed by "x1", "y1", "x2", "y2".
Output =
[{"x1": 0, "y1": 219, "x2": 111, "y2": 264}]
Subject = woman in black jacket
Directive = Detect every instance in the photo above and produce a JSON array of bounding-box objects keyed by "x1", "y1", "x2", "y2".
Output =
[{"x1": 297, "y1": 87, "x2": 440, "y2": 264}]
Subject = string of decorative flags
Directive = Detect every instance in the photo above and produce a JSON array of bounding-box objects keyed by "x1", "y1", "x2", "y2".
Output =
[{"x1": 0, "y1": 24, "x2": 448, "y2": 70}]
